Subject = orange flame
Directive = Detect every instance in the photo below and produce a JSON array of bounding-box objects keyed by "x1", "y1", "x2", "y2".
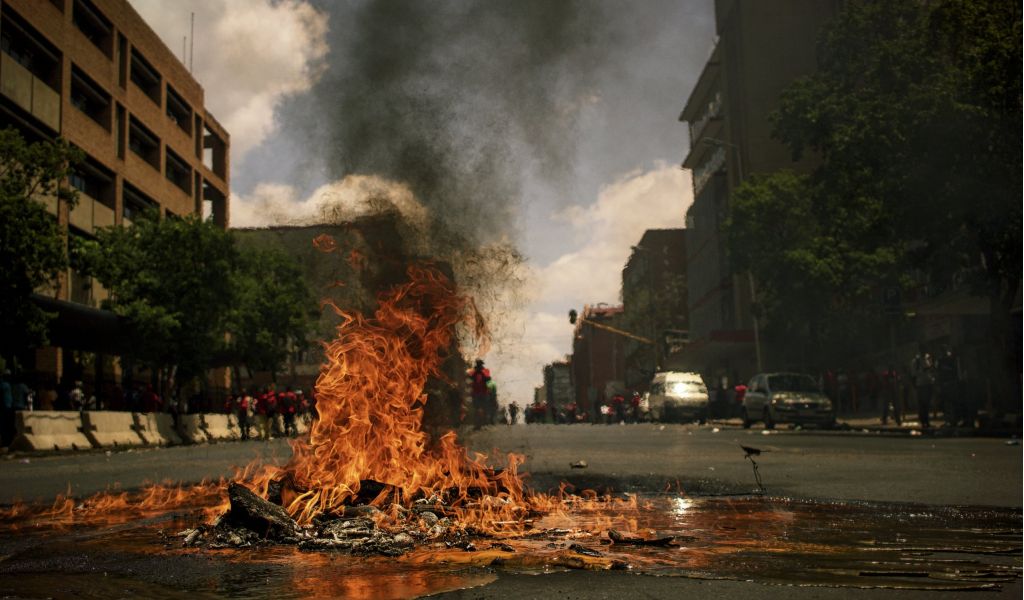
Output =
[{"x1": 249, "y1": 264, "x2": 528, "y2": 531}]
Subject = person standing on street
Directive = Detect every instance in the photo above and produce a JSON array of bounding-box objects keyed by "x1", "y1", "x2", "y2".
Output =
[
  {"x1": 508, "y1": 401, "x2": 519, "y2": 426},
  {"x1": 467, "y1": 359, "x2": 491, "y2": 430},
  {"x1": 911, "y1": 347, "x2": 935, "y2": 428}
]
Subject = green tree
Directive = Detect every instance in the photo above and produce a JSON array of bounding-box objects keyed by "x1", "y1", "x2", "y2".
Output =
[
  {"x1": 728, "y1": 0, "x2": 1021, "y2": 391},
  {"x1": 229, "y1": 246, "x2": 317, "y2": 383},
  {"x1": 0, "y1": 128, "x2": 81, "y2": 364},
  {"x1": 87, "y1": 212, "x2": 238, "y2": 393}
]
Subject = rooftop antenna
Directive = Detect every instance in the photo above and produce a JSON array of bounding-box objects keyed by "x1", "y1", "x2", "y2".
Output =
[{"x1": 189, "y1": 12, "x2": 195, "y2": 73}]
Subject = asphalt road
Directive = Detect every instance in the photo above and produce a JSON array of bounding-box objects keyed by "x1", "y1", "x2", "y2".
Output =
[
  {"x1": 0, "y1": 424, "x2": 1020, "y2": 599},
  {"x1": 1, "y1": 423, "x2": 1019, "y2": 506}
]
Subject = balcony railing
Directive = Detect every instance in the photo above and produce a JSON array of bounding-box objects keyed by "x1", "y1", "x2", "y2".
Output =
[{"x1": 0, "y1": 52, "x2": 60, "y2": 131}]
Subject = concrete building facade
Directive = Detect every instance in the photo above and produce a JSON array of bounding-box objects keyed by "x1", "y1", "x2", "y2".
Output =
[
  {"x1": 621, "y1": 228, "x2": 689, "y2": 392},
  {"x1": 677, "y1": 0, "x2": 840, "y2": 387},
  {"x1": 1, "y1": 0, "x2": 230, "y2": 398}
]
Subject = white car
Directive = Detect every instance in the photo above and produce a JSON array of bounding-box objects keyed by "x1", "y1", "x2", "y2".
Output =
[
  {"x1": 742, "y1": 372, "x2": 835, "y2": 429},
  {"x1": 647, "y1": 371, "x2": 709, "y2": 424}
]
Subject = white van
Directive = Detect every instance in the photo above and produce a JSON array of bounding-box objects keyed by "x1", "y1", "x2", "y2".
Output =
[{"x1": 647, "y1": 371, "x2": 709, "y2": 423}]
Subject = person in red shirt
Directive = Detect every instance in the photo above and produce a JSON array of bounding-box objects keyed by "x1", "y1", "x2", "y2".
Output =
[
  {"x1": 467, "y1": 359, "x2": 491, "y2": 430},
  {"x1": 281, "y1": 387, "x2": 298, "y2": 437},
  {"x1": 612, "y1": 393, "x2": 625, "y2": 424},
  {"x1": 629, "y1": 391, "x2": 641, "y2": 423}
]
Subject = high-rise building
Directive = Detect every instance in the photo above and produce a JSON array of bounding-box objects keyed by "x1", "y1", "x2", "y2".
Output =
[
  {"x1": 1, "y1": 0, "x2": 230, "y2": 398},
  {"x1": 677, "y1": 0, "x2": 840, "y2": 385}
]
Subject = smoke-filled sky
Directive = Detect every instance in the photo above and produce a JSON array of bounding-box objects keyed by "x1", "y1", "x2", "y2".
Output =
[{"x1": 132, "y1": 0, "x2": 715, "y2": 404}]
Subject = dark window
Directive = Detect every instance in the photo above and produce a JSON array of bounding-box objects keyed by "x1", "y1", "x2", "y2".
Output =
[
  {"x1": 117, "y1": 34, "x2": 127, "y2": 89},
  {"x1": 165, "y1": 148, "x2": 191, "y2": 194},
  {"x1": 122, "y1": 181, "x2": 157, "y2": 222},
  {"x1": 68, "y1": 158, "x2": 114, "y2": 208},
  {"x1": 0, "y1": 9, "x2": 61, "y2": 90},
  {"x1": 70, "y1": 65, "x2": 111, "y2": 129},
  {"x1": 165, "y1": 85, "x2": 192, "y2": 135},
  {"x1": 72, "y1": 0, "x2": 112, "y2": 57},
  {"x1": 116, "y1": 104, "x2": 126, "y2": 158},
  {"x1": 129, "y1": 47, "x2": 160, "y2": 105},
  {"x1": 128, "y1": 116, "x2": 159, "y2": 169}
]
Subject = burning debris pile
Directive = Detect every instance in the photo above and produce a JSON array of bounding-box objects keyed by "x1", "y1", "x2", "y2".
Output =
[{"x1": 179, "y1": 264, "x2": 541, "y2": 556}]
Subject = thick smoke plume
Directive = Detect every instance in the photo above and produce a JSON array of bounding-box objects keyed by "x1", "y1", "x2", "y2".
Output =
[{"x1": 283, "y1": 0, "x2": 614, "y2": 247}]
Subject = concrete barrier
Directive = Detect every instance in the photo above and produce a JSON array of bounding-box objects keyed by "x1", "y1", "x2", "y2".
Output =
[
  {"x1": 10, "y1": 411, "x2": 93, "y2": 451},
  {"x1": 81, "y1": 411, "x2": 145, "y2": 448},
  {"x1": 132, "y1": 412, "x2": 182, "y2": 446},
  {"x1": 202, "y1": 413, "x2": 240, "y2": 441},
  {"x1": 177, "y1": 414, "x2": 208, "y2": 444}
]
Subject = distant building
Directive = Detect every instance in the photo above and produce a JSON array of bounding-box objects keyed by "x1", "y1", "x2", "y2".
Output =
[
  {"x1": 621, "y1": 229, "x2": 689, "y2": 391},
  {"x1": 570, "y1": 304, "x2": 626, "y2": 421},
  {"x1": 543, "y1": 360, "x2": 572, "y2": 411},
  {"x1": 677, "y1": 0, "x2": 840, "y2": 385},
  {"x1": 1, "y1": 0, "x2": 230, "y2": 400}
]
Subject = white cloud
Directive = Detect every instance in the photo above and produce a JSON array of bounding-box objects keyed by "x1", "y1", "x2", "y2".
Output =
[
  {"x1": 129, "y1": 0, "x2": 328, "y2": 161},
  {"x1": 487, "y1": 164, "x2": 693, "y2": 405},
  {"x1": 229, "y1": 175, "x2": 427, "y2": 229}
]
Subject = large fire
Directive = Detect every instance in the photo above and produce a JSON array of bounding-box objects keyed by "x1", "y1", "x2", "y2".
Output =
[{"x1": 250, "y1": 263, "x2": 530, "y2": 531}]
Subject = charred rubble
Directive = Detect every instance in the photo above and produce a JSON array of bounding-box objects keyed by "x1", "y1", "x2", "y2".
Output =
[{"x1": 177, "y1": 479, "x2": 514, "y2": 557}]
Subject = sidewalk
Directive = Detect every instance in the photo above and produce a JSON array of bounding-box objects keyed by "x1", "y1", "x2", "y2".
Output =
[{"x1": 710, "y1": 414, "x2": 1021, "y2": 438}]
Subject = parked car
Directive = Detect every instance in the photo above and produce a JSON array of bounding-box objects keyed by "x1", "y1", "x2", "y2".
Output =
[
  {"x1": 742, "y1": 372, "x2": 835, "y2": 429},
  {"x1": 647, "y1": 371, "x2": 709, "y2": 424}
]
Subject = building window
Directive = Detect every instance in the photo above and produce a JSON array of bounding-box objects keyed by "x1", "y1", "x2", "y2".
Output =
[
  {"x1": 128, "y1": 116, "x2": 160, "y2": 170},
  {"x1": 68, "y1": 158, "x2": 114, "y2": 208},
  {"x1": 165, "y1": 148, "x2": 191, "y2": 195},
  {"x1": 70, "y1": 65, "x2": 111, "y2": 130},
  {"x1": 203, "y1": 123, "x2": 227, "y2": 179},
  {"x1": 0, "y1": 9, "x2": 61, "y2": 90},
  {"x1": 72, "y1": 0, "x2": 113, "y2": 58},
  {"x1": 122, "y1": 181, "x2": 157, "y2": 223},
  {"x1": 165, "y1": 85, "x2": 192, "y2": 135},
  {"x1": 129, "y1": 47, "x2": 161, "y2": 105}
]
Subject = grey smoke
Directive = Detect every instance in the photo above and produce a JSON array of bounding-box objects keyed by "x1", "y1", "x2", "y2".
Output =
[{"x1": 279, "y1": 0, "x2": 617, "y2": 246}]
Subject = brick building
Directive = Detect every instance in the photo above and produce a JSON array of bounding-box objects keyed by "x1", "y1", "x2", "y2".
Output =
[
  {"x1": 570, "y1": 304, "x2": 626, "y2": 422},
  {"x1": 1, "y1": 0, "x2": 230, "y2": 398}
]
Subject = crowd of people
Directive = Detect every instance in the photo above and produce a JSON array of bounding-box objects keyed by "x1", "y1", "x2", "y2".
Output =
[{"x1": 225, "y1": 387, "x2": 316, "y2": 441}]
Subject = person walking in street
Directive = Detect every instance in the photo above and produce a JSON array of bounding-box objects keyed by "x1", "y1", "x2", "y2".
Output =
[
  {"x1": 235, "y1": 390, "x2": 252, "y2": 441},
  {"x1": 911, "y1": 347, "x2": 936, "y2": 428},
  {"x1": 508, "y1": 401, "x2": 519, "y2": 426}
]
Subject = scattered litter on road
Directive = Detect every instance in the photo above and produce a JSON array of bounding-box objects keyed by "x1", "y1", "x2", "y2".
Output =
[
  {"x1": 658, "y1": 425, "x2": 665, "y2": 431},
  {"x1": 712, "y1": 428, "x2": 720, "y2": 433},
  {"x1": 19, "y1": 459, "x2": 29, "y2": 464},
  {"x1": 570, "y1": 460, "x2": 588, "y2": 469},
  {"x1": 910, "y1": 430, "x2": 922, "y2": 436},
  {"x1": 1005, "y1": 440, "x2": 1019, "y2": 446}
]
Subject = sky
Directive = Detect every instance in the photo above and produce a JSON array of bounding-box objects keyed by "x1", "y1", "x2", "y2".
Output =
[{"x1": 131, "y1": 0, "x2": 716, "y2": 405}]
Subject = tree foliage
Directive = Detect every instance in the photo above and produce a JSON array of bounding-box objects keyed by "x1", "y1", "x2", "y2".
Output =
[
  {"x1": 726, "y1": 0, "x2": 1021, "y2": 366},
  {"x1": 0, "y1": 128, "x2": 81, "y2": 361},
  {"x1": 229, "y1": 246, "x2": 317, "y2": 379},
  {"x1": 87, "y1": 212, "x2": 238, "y2": 384}
]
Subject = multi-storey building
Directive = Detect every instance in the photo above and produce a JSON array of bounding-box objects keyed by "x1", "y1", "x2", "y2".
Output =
[
  {"x1": 1, "y1": 0, "x2": 230, "y2": 397},
  {"x1": 677, "y1": 0, "x2": 840, "y2": 386},
  {"x1": 621, "y1": 228, "x2": 688, "y2": 391},
  {"x1": 570, "y1": 304, "x2": 626, "y2": 422}
]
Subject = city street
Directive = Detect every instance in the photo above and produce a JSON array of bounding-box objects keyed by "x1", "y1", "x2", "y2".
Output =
[{"x1": 0, "y1": 424, "x2": 1019, "y2": 598}]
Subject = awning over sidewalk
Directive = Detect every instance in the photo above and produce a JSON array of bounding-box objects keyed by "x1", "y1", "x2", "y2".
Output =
[{"x1": 32, "y1": 294, "x2": 127, "y2": 355}]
